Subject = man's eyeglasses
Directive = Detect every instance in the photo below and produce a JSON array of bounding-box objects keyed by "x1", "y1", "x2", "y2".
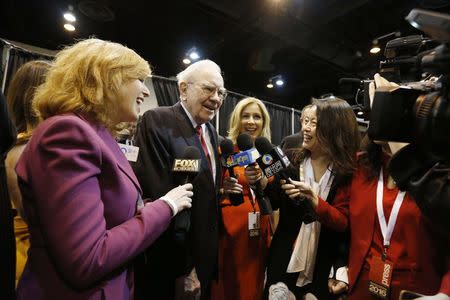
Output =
[{"x1": 187, "y1": 82, "x2": 228, "y2": 100}]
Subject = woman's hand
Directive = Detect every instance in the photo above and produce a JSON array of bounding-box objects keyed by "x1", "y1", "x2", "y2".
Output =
[
  {"x1": 159, "y1": 183, "x2": 193, "y2": 216},
  {"x1": 222, "y1": 176, "x2": 243, "y2": 195},
  {"x1": 244, "y1": 164, "x2": 268, "y2": 189},
  {"x1": 280, "y1": 178, "x2": 319, "y2": 209},
  {"x1": 328, "y1": 279, "x2": 348, "y2": 295}
]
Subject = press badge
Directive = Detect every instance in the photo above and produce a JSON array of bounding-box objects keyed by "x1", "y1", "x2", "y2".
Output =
[
  {"x1": 368, "y1": 256, "x2": 394, "y2": 299},
  {"x1": 248, "y1": 212, "x2": 260, "y2": 238},
  {"x1": 118, "y1": 142, "x2": 139, "y2": 162}
]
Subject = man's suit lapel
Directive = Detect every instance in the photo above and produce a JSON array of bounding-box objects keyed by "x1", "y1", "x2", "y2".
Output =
[{"x1": 173, "y1": 103, "x2": 197, "y2": 148}]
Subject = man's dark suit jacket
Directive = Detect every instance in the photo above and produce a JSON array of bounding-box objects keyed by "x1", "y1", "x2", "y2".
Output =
[{"x1": 132, "y1": 102, "x2": 221, "y2": 299}]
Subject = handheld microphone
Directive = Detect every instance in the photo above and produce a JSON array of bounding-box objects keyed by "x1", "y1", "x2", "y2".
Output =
[
  {"x1": 237, "y1": 133, "x2": 273, "y2": 215},
  {"x1": 220, "y1": 138, "x2": 244, "y2": 206},
  {"x1": 255, "y1": 136, "x2": 317, "y2": 223},
  {"x1": 172, "y1": 146, "x2": 201, "y2": 241}
]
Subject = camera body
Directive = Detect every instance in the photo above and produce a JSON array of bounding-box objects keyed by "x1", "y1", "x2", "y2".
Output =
[{"x1": 367, "y1": 9, "x2": 450, "y2": 162}]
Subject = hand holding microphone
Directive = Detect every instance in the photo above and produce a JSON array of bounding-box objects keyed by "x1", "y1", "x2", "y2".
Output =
[
  {"x1": 254, "y1": 136, "x2": 318, "y2": 223},
  {"x1": 159, "y1": 183, "x2": 194, "y2": 216},
  {"x1": 280, "y1": 178, "x2": 319, "y2": 209},
  {"x1": 244, "y1": 164, "x2": 268, "y2": 190},
  {"x1": 222, "y1": 177, "x2": 243, "y2": 195},
  {"x1": 220, "y1": 138, "x2": 244, "y2": 205}
]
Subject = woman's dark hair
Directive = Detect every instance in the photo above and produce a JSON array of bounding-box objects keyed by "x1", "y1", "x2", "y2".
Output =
[
  {"x1": 6, "y1": 60, "x2": 51, "y2": 142},
  {"x1": 293, "y1": 97, "x2": 361, "y2": 177}
]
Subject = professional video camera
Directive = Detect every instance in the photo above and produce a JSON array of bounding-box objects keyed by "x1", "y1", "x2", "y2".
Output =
[
  {"x1": 368, "y1": 9, "x2": 450, "y2": 162},
  {"x1": 365, "y1": 9, "x2": 450, "y2": 231}
]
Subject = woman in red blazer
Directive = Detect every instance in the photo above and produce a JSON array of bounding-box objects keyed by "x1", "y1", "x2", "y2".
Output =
[
  {"x1": 282, "y1": 138, "x2": 450, "y2": 300},
  {"x1": 15, "y1": 38, "x2": 193, "y2": 300}
]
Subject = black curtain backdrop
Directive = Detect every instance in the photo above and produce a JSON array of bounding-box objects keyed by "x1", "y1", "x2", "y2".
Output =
[
  {"x1": 1, "y1": 40, "x2": 52, "y2": 95},
  {"x1": 294, "y1": 110, "x2": 302, "y2": 133},
  {"x1": 0, "y1": 91, "x2": 16, "y2": 299},
  {"x1": 151, "y1": 75, "x2": 180, "y2": 107},
  {"x1": 267, "y1": 104, "x2": 295, "y2": 145}
]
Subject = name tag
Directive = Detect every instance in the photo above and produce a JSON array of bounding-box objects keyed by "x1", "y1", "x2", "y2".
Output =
[
  {"x1": 248, "y1": 212, "x2": 260, "y2": 238},
  {"x1": 118, "y1": 143, "x2": 139, "y2": 162},
  {"x1": 368, "y1": 256, "x2": 394, "y2": 299}
]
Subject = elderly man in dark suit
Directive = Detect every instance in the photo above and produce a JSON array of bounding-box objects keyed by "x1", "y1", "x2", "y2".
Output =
[{"x1": 132, "y1": 59, "x2": 225, "y2": 300}]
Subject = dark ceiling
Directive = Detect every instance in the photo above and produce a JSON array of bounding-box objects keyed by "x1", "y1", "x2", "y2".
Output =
[{"x1": 1, "y1": 0, "x2": 449, "y2": 109}]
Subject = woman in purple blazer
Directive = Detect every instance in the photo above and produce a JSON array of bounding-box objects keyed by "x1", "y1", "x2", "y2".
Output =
[{"x1": 15, "y1": 38, "x2": 193, "y2": 300}]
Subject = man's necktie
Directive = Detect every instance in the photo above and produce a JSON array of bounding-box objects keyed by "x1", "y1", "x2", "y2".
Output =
[{"x1": 195, "y1": 125, "x2": 212, "y2": 171}]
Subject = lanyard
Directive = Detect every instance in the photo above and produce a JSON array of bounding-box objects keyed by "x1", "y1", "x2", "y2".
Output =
[{"x1": 376, "y1": 168, "x2": 406, "y2": 249}]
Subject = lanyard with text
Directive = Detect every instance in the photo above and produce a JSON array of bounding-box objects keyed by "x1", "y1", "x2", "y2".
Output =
[
  {"x1": 376, "y1": 168, "x2": 406, "y2": 256},
  {"x1": 369, "y1": 168, "x2": 406, "y2": 299}
]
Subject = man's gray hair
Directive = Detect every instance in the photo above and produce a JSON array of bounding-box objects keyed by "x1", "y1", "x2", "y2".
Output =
[{"x1": 176, "y1": 59, "x2": 221, "y2": 87}]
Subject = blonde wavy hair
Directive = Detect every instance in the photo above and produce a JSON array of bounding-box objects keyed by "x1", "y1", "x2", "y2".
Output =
[
  {"x1": 34, "y1": 38, "x2": 151, "y2": 133},
  {"x1": 227, "y1": 97, "x2": 271, "y2": 144}
]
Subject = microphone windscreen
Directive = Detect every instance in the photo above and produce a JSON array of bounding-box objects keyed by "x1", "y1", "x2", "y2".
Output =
[
  {"x1": 255, "y1": 136, "x2": 273, "y2": 154},
  {"x1": 236, "y1": 133, "x2": 254, "y2": 151},
  {"x1": 220, "y1": 138, "x2": 235, "y2": 156},
  {"x1": 183, "y1": 146, "x2": 201, "y2": 159}
]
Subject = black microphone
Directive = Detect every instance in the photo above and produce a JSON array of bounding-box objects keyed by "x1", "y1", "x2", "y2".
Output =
[
  {"x1": 236, "y1": 133, "x2": 273, "y2": 215},
  {"x1": 255, "y1": 136, "x2": 317, "y2": 223},
  {"x1": 220, "y1": 138, "x2": 244, "y2": 206},
  {"x1": 172, "y1": 146, "x2": 201, "y2": 241}
]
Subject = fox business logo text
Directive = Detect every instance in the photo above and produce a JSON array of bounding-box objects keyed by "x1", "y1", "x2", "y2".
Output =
[
  {"x1": 368, "y1": 281, "x2": 388, "y2": 298},
  {"x1": 263, "y1": 161, "x2": 283, "y2": 177},
  {"x1": 173, "y1": 159, "x2": 200, "y2": 172}
]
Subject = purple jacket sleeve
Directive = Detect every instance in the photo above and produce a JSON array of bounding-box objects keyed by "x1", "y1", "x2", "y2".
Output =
[{"x1": 17, "y1": 117, "x2": 172, "y2": 289}]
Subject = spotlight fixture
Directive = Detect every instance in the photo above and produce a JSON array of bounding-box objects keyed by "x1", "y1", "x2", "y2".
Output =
[
  {"x1": 266, "y1": 75, "x2": 284, "y2": 89},
  {"x1": 64, "y1": 23, "x2": 76, "y2": 31},
  {"x1": 63, "y1": 5, "x2": 76, "y2": 32},
  {"x1": 369, "y1": 31, "x2": 401, "y2": 55},
  {"x1": 370, "y1": 40, "x2": 381, "y2": 54},
  {"x1": 182, "y1": 47, "x2": 201, "y2": 64},
  {"x1": 64, "y1": 12, "x2": 76, "y2": 22},
  {"x1": 189, "y1": 51, "x2": 200, "y2": 60}
]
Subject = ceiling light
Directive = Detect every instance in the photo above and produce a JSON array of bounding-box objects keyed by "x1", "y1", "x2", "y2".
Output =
[
  {"x1": 64, "y1": 12, "x2": 76, "y2": 22},
  {"x1": 370, "y1": 46, "x2": 381, "y2": 54},
  {"x1": 267, "y1": 74, "x2": 284, "y2": 89},
  {"x1": 183, "y1": 58, "x2": 191, "y2": 65},
  {"x1": 189, "y1": 51, "x2": 200, "y2": 60},
  {"x1": 64, "y1": 23, "x2": 76, "y2": 31},
  {"x1": 184, "y1": 47, "x2": 201, "y2": 63},
  {"x1": 370, "y1": 39, "x2": 381, "y2": 54}
]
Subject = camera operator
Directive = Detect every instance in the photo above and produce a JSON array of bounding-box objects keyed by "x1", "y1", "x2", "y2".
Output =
[{"x1": 283, "y1": 73, "x2": 450, "y2": 300}]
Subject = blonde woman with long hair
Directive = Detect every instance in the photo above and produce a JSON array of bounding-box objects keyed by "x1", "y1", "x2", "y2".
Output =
[{"x1": 212, "y1": 97, "x2": 272, "y2": 300}]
